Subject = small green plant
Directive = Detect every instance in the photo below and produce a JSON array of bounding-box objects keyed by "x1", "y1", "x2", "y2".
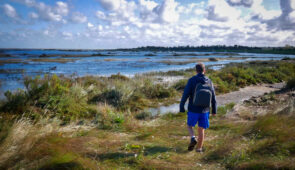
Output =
[
  {"x1": 38, "y1": 153, "x2": 84, "y2": 170},
  {"x1": 217, "y1": 103, "x2": 235, "y2": 116}
]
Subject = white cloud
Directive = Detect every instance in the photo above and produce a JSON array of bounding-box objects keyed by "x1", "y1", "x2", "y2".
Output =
[
  {"x1": 178, "y1": 3, "x2": 203, "y2": 15},
  {"x1": 87, "y1": 22, "x2": 94, "y2": 28},
  {"x1": 138, "y1": 0, "x2": 158, "y2": 21},
  {"x1": 153, "y1": 0, "x2": 179, "y2": 23},
  {"x1": 55, "y1": 1, "x2": 69, "y2": 16},
  {"x1": 207, "y1": 0, "x2": 241, "y2": 22},
  {"x1": 71, "y1": 12, "x2": 87, "y2": 23},
  {"x1": 289, "y1": 11, "x2": 295, "y2": 22},
  {"x1": 139, "y1": 0, "x2": 158, "y2": 11},
  {"x1": 2, "y1": 0, "x2": 295, "y2": 48},
  {"x1": 13, "y1": 0, "x2": 69, "y2": 22},
  {"x1": 62, "y1": 31, "x2": 73, "y2": 39},
  {"x1": 95, "y1": 0, "x2": 182, "y2": 25},
  {"x1": 35, "y1": 1, "x2": 69, "y2": 22},
  {"x1": 251, "y1": 0, "x2": 281, "y2": 20},
  {"x1": 29, "y1": 12, "x2": 39, "y2": 19},
  {"x1": 96, "y1": 0, "x2": 137, "y2": 25},
  {"x1": 89, "y1": 0, "x2": 294, "y2": 47},
  {"x1": 291, "y1": 0, "x2": 295, "y2": 10},
  {"x1": 96, "y1": 10, "x2": 106, "y2": 20},
  {"x1": 248, "y1": 0, "x2": 295, "y2": 31},
  {"x1": 194, "y1": 9, "x2": 206, "y2": 15},
  {"x1": 2, "y1": 4, "x2": 18, "y2": 19}
]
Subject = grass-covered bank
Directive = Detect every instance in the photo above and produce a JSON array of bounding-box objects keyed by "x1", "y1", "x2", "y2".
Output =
[
  {"x1": 0, "y1": 73, "x2": 179, "y2": 124},
  {"x1": 1, "y1": 60, "x2": 295, "y2": 123},
  {"x1": 148, "y1": 60, "x2": 295, "y2": 94}
]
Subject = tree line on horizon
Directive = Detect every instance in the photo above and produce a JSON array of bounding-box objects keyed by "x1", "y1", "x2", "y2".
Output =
[{"x1": 122, "y1": 45, "x2": 295, "y2": 54}]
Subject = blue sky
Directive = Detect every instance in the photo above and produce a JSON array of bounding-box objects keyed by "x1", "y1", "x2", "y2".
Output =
[{"x1": 0, "y1": 0, "x2": 294, "y2": 49}]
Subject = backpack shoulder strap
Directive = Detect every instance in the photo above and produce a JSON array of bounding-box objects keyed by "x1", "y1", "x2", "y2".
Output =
[
  {"x1": 207, "y1": 79, "x2": 213, "y2": 91},
  {"x1": 202, "y1": 78, "x2": 213, "y2": 90}
]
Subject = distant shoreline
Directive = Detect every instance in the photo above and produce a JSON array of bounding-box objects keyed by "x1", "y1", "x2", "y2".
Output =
[{"x1": 1, "y1": 45, "x2": 295, "y2": 55}]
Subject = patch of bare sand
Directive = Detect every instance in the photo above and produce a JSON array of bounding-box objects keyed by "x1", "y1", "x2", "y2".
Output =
[{"x1": 216, "y1": 82, "x2": 285, "y2": 106}]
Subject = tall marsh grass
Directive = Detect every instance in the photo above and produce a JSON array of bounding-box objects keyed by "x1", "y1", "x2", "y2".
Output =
[
  {"x1": 0, "y1": 60, "x2": 294, "y2": 124},
  {"x1": 0, "y1": 73, "x2": 176, "y2": 124}
]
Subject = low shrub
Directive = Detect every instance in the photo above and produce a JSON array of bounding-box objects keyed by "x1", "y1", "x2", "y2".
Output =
[
  {"x1": 92, "y1": 89, "x2": 125, "y2": 107},
  {"x1": 172, "y1": 79, "x2": 187, "y2": 91},
  {"x1": 77, "y1": 76, "x2": 105, "y2": 88},
  {"x1": 282, "y1": 57, "x2": 291, "y2": 60},
  {"x1": 1, "y1": 75, "x2": 94, "y2": 122},
  {"x1": 286, "y1": 77, "x2": 295, "y2": 89},
  {"x1": 109, "y1": 73, "x2": 130, "y2": 81},
  {"x1": 1, "y1": 90, "x2": 28, "y2": 114},
  {"x1": 126, "y1": 91, "x2": 149, "y2": 111},
  {"x1": 141, "y1": 83, "x2": 174, "y2": 99}
]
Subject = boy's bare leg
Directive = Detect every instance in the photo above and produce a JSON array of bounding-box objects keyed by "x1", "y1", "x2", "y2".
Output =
[
  {"x1": 187, "y1": 125, "x2": 195, "y2": 137},
  {"x1": 196, "y1": 127, "x2": 205, "y2": 149},
  {"x1": 187, "y1": 125, "x2": 197, "y2": 151}
]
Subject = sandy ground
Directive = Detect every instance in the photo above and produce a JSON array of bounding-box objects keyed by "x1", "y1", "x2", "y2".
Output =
[{"x1": 216, "y1": 82, "x2": 285, "y2": 106}]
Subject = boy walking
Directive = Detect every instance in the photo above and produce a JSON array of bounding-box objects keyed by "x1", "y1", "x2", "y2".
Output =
[{"x1": 180, "y1": 63, "x2": 217, "y2": 152}]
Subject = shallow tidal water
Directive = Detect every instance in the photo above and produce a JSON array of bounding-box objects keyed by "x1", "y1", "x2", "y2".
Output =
[{"x1": 0, "y1": 49, "x2": 294, "y2": 98}]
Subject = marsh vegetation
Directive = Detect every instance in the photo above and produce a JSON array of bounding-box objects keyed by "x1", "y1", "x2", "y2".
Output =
[{"x1": 0, "y1": 60, "x2": 294, "y2": 169}]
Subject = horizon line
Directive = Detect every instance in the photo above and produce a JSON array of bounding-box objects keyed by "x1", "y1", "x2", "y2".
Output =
[{"x1": 0, "y1": 45, "x2": 294, "y2": 51}]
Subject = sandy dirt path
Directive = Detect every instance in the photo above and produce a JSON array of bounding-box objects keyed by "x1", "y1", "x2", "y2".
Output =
[
  {"x1": 216, "y1": 82, "x2": 285, "y2": 106},
  {"x1": 148, "y1": 82, "x2": 285, "y2": 115}
]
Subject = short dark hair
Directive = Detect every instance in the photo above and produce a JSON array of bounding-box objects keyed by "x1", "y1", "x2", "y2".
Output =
[{"x1": 195, "y1": 63, "x2": 205, "y2": 73}]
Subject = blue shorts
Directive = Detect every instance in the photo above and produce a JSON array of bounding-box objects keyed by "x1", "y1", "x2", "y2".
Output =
[{"x1": 187, "y1": 112, "x2": 210, "y2": 129}]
